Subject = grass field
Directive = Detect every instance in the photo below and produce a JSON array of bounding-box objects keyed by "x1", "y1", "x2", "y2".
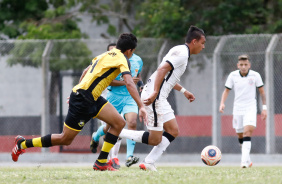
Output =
[{"x1": 1, "y1": 166, "x2": 282, "y2": 184}]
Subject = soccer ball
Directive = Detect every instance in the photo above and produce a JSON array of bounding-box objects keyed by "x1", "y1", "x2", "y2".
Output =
[{"x1": 201, "y1": 145, "x2": 222, "y2": 166}]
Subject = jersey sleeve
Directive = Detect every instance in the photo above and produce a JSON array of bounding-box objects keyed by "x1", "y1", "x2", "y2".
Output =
[
  {"x1": 138, "y1": 58, "x2": 143, "y2": 75},
  {"x1": 119, "y1": 57, "x2": 131, "y2": 76},
  {"x1": 165, "y1": 48, "x2": 188, "y2": 69},
  {"x1": 255, "y1": 72, "x2": 264, "y2": 88},
  {"x1": 225, "y1": 73, "x2": 233, "y2": 90}
]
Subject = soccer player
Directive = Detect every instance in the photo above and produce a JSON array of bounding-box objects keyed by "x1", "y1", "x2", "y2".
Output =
[
  {"x1": 90, "y1": 43, "x2": 144, "y2": 169},
  {"x1": 219, "y1": 54, "x2": 267, "y2": 168},
  {"x1": 118, "y1": 25, "x2": 206, "y2": 171},
  {"x1": 11, "y1": 33, "x2": 148, "y2": 171}
]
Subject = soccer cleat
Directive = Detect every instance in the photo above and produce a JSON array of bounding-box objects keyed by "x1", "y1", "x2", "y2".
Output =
[
  {"x1": 139, "y1": 162, "x2": 157, "y2": 171},
  {"x1": 11, "y1": 135, "x2": 26, "y2": 162},
  {"x1": 125, "y1": 155, "x2": 139, "y2": 167},
  {"x1": 109, "y1": 158, "x2": 121, "y2": 169},
  {"x1": 241, "y1": 162, "x2": 253, "y2": 168},
  {"x1": 93, "y1": 161, "x2": 118, "y2": 171},
  {"x1": 90, "y1": 132, "x2": 99, "y2": 153}
]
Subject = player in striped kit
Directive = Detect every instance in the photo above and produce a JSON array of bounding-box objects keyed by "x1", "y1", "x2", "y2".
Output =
[
  {"x1": 90, "y1": 43, "x2": 144, "y2": 169},
  {"x1": 11, "y1": 33, "x2": 148, "y2": 171}
]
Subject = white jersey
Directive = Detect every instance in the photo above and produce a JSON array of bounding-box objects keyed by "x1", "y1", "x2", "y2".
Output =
[
  {"x1": 145, "y1": 44, "x2": 190, "y2": 100},
  {"x1": 225, "y1": 70, "x2": 264, "y2": 115}
]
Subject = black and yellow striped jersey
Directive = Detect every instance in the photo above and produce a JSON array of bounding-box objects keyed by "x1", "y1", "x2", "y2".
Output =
[{"x1": 72, "y1": 48, "x2": 131, "y2": 101}]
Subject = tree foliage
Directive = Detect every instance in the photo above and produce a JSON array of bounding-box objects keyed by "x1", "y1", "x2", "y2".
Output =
[
  {"x1": 135, "y1": 0, "x2": 282, "y2": 39},
  {"x1": 0, "y1": 0, "x2": 92, "y2": 114},
  {"x1": 68, "y1": 0, "x2": 142, "y2": 37}
]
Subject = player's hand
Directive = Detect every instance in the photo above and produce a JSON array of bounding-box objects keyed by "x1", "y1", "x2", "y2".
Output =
[
  {"x1": 143, "y1": 91, "x2": 158, "y2": 106},
  {"x1": 66, "y1": 96, "x2": 70, "y2": 105},
  {"x1": 139, "y1": 107, "x2": 148, "y2": 125},
  {"x1": 139, "y1": 86, "x2": 144, "y2": 93},
  {"x1": 184, "y1": 91, "x2": 195, "y2": 103},
  {"x1": 133, "y1": 77, "x2": 139, "y2": 85},
  {"x1": 219, "y1": 104, "x2": 225, "y2": 113},
  {"x1": 261, "y1": 110, "x2": 267, "y2": 120}
]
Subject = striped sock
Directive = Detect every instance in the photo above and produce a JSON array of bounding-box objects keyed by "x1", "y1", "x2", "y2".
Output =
[
  {"x1": 20, "y1": 134, "x2": 52, "y2": 149},
  {"x1": 97, "y1": 132, "x2": 118, "y2": 163}
]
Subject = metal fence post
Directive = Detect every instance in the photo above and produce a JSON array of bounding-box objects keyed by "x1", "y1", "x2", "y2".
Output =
[
  {"x1": 41, "y1": 40, "x2": 53, "y2": 153},
  {"x1": 265, "y1": 34, "x2": 278, "y2": 154},
  {"x1": 212, "y1": 36, "x2": 227, "y2": 148}
]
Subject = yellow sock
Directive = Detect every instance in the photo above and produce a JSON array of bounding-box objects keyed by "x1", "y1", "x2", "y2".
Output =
[{"x1": 97, "y1": 141, "x2": 114, "y2": 163}]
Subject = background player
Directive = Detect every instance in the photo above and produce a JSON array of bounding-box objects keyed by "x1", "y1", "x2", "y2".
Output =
[
  {"x1": 219, "y1": 54, "x2": 267, "y2": 168},
  {"x1": 11, "y1": 33, "x2": 147, "y2": 171},
  {"x1": 118, "y1": 25, "x2": 206, "y2": 171},
  {"x1": 90, "y1": 43, "x2": 144, "y2": 169}
]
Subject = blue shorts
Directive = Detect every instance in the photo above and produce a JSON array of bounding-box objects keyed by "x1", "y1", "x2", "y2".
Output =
[{"x1": 107, "y1": 92, "x2": 138, "y2": 115}]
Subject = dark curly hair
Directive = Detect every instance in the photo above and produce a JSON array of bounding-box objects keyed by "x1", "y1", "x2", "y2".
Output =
[{"x1": 116, "y1": 33, "x2": 137, "y2": 53}]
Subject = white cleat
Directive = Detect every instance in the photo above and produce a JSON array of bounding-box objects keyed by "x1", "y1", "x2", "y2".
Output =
[
  {"x1": 139, "y1": 162, "x2": 157, "y2": 172},
  {"x1": 241, "y1": 161, "x2": 253, "y2": 168}
]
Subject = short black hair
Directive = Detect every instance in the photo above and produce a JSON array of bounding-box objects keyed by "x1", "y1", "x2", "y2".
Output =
[
  {"x1": 185, "y1": 25, "x2": 205, "y2": 43},
  {"x1": 107, "y1": 43, "x2": 116, "y2": 51},
  {"x1": 116, "y1": 33, "x2": 137, "y2": 53},
  {"x1": 238, "y1": 54, "x2": 249, "y2": 61}
]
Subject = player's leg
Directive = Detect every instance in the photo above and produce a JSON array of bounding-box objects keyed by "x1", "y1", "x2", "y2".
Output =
[
  {"x1": 91, "y1": 92, "x2": 122, "y2": 154},
  {"x1": 241, "y1": 125, "x2": 255, "y2": 168},
  {"x1": 90, "y1": 122, "x2": 110, "y2": 153},
  {"x1": 241, "y1": 107, "x2": 256, "y2": 168},
  {"x1": 141, "y1": 118, "x2": 178, "y2": 168},
  {"x1": 108, "y1": 138, "x2": 122, "y2": 169},
  {"x1": 233, "y1": 115, "x2": 244, "y2": 147},
  {"x1": 12, "y1": 91, "x2": 90, "y2": 162},
  {"x1": 123, "y1": 98, "x2": 140, "y2": 167},
  {"x1": 12, "y1": 125, "x2": 80, "y2": 162},
  {"x1": 119, "y1": 99, "x2": 170, "y2": 146},
  {"x1": 93, "y1": 102, "x2": 126, "y2": 171},
  {"x1": 139, "y1": 100, "x2": 176, "y2": 171}
]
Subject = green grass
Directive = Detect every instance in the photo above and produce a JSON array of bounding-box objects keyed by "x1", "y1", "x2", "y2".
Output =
[{"x1": 1, "y1": 166, "x2": 282, "y2": 184}]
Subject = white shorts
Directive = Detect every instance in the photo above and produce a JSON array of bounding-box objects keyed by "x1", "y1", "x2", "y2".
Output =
[
  {"x1": 232, "y1": 107, "x2": 257, "y2": 133},
  {"x1": 141, "y1": 92, "x2": 175, "y2": 131}
]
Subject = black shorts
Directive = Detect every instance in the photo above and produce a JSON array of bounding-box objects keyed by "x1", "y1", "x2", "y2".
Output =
[{"x1": 65, "y1": 91, "x2": 108, "y2": 131}]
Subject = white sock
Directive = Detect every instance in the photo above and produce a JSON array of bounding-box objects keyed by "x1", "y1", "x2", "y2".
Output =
[
  {"x1": 144, "y1": 136, "x2": 170, "y2": 164},
  {"x1": 119, "y1": 129, "x2": 145, "y2": 143},
  {"x1": 241, "y1": 141, "x2": 251, "y2": 163},
  {"x1": 108, "y1": 149, "x2": 112, "y2": 160},
  {"x1": 111, "y1": 138, "x2": 122, "y2": 158}
]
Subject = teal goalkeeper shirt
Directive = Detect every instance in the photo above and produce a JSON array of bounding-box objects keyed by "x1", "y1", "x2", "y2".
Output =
[{"x1": 107, "y1": 53, "x2": 143, "y2": 96}]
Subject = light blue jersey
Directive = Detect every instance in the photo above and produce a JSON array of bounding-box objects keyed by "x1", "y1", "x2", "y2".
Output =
[{"x1": 107, "y1": 54, "x2": 143, "y2": 96}]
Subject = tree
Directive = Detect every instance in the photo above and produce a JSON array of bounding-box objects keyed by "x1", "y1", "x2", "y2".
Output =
[
  {"x1": 134, "y1": 0, "x2": 282, "y2": 39},
  {"x1": 69, "y1": 0, "x2": 142, "y2": 38},
  {"x1": 0, "y1": 0, "x2": 48, "y2": 39},
  {"x1": 1, "y1": 0, "x2": 92, "y2": 115}
]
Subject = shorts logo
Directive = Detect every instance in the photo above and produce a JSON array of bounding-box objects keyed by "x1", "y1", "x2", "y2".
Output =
[{"x1": 78, "y1": 120, "x2": 85, "y2": 127}]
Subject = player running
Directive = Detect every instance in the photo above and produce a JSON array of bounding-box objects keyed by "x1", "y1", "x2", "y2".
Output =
[
  {"x1": 118, "y1": 25, "x2": 206, "y2": 171},
  {"x1": 11, "y1": 33, "x2": 147, "y2": 171},
  {"x1": 90, "y1": 43, "x2": 144, "y2": 169}
]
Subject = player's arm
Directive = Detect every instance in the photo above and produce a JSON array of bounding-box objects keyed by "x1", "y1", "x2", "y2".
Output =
[
  {"x1": 258, "y1": 86, "x2": 267, "y2": 120},
  {"x1": 110, "y1": 80, "x2": 126, "y2": 86},
  {"x1": 143, "y1": 62, "x2": 172, "y2": 106},
  {"x1": 79, "y1": 65, "x2": 91, "y2": 83},
  {"x1": 123, "y1": 74, "x2": 148, "y2": 123},
  {"x1": 173, "y1": 83, "x2": 195, "y2": 103},
  {"x1": 67, "y1": 65, "x2": 91, "y2": 104},
  {"x1": 219, "y1": 88, "x2": 230, "y2": 113},
  {"x1": 136, "y1": 73, "x2": 144, "y2": 92}
]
